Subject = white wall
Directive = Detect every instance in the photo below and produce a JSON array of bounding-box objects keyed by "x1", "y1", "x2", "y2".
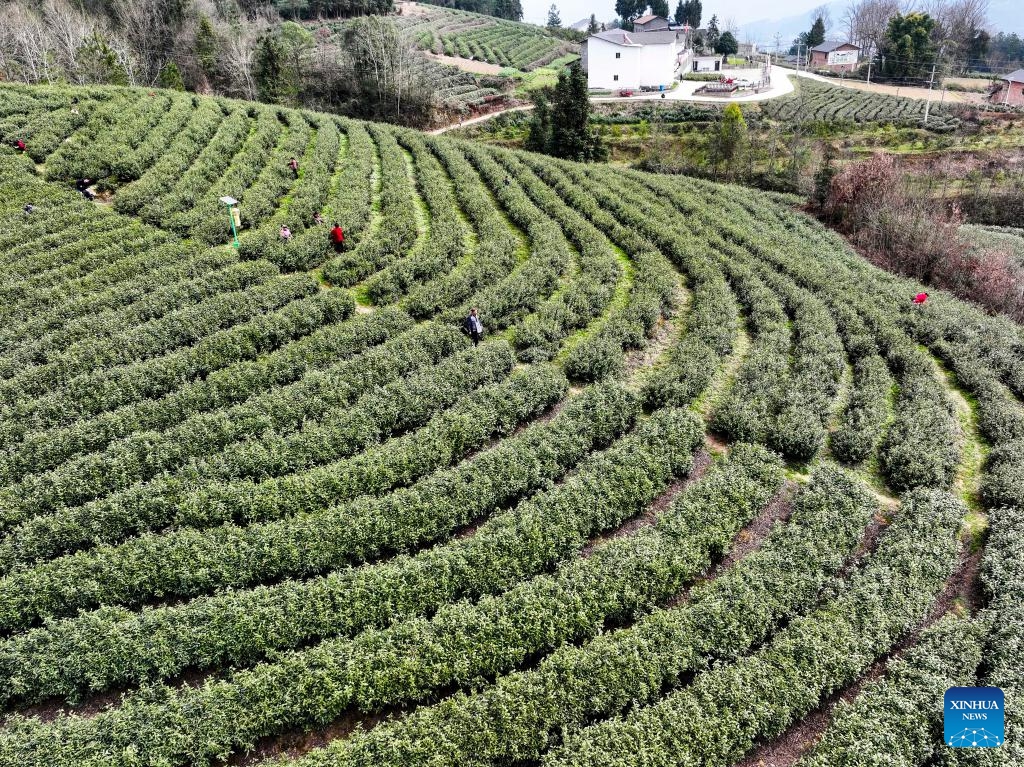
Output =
[
  {"x1": 827, "y1": 48, "x2": 858, "y2": 65},
  {"x1": 584, "y1": 37, "x2": 678, "y2": 89},
  {"x1": 692, "y1": 56, "x2": 721, "y2": 72},
  {"x1": 639, "y1": 42, "x2": 677, "y2": 84}
]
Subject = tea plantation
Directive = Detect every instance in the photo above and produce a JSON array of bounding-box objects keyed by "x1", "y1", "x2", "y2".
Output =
[
  {"x1": 761, "y1": 76, "x2": 963, "y2": 131},
  {"x1": 0, "y1": 83, "x2": 1020, "y2": 767},
  {"x1": 392, "y1": 3, "x2": 576, "y2": 71}
]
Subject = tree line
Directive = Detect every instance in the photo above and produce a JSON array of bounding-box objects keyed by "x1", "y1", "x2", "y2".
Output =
[
  {"x1": 0, "y1": 0, "x2": 464, "y2": 128},
  {"x1": 417, "y1": 0, "x2": 523, "y2": 22},
  {"x1": 795, "y1": 0, "x2": 1019, "y2": 82}
]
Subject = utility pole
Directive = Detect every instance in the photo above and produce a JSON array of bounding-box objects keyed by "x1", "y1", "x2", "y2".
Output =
[{"x1": 923, "y1": 41, "x2": 947, "y2": 127}]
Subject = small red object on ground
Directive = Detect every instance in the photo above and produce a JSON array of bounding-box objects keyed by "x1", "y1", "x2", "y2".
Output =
[{"x1": 912, "y1": 292, "x2": 929, "y2": 305}]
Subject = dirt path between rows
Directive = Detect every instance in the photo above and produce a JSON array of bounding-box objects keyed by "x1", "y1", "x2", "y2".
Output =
[
  {"x1": 425, "y1": 52, "x2": 505, "y2": 75},
  {"x1": 730, "y1": 344, "x2": 991, "y2": 767}
]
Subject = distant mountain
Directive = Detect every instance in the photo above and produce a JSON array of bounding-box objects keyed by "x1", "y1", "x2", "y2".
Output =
[{"x1": 737, "y1": 1, "x2": 847, "y2": 49}]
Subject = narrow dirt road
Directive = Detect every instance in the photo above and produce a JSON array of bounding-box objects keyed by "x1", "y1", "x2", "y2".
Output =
[
  {"x1": 429, "y1": 105, "x2": 534, "y2": 134},
  {"x1": 789, "y1": 69, "x2": 981, "y2": 103}
]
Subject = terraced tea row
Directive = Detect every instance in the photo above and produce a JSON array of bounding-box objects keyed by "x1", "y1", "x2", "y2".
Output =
[
  {"x1": 0, "y1": 84, "x2": 1021, "y2": 767},
  {"x1": 762, "y1": 76, "x2": 962, "y2": 132},
  {"x1": 391, "y1": 4, "x2": 576, "y2": 71}
]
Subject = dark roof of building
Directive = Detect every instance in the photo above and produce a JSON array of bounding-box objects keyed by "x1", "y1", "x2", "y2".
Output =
[
  {"x1": 810, "y1": 40, "x2": 859, "y2": 53},
  {"x1": 591, "y1": 29, "x2": 681, "y2": 46},
  {"x1": 1002, "y1": 68, "x2": 1024, "y2": 83}
]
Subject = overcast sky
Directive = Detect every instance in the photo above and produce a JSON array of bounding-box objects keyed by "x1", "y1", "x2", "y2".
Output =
[
  {"x1": 522, "y1": 0, "x2": 1023, "y2": 36},
  {"x1": 521, "y1": 0, "x2": 824, "y2": 28}
]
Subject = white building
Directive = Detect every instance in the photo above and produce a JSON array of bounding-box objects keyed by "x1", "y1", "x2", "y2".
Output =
[
  {"x1": 582, "y1": 28, "x2": 687, "y2": 90},
  {"x1": 691, "y1": 54, "x2": 723, "y2": 72}
]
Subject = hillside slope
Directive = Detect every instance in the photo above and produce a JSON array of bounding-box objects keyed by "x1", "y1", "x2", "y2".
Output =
[
  {"x1": 392, "y1": 1, "x2": 577, "y2": 71},
  {"x1": 0, "y1": 83, "x2": 1021, "y2": 767}
]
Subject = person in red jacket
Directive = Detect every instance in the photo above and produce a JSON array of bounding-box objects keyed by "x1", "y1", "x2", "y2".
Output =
[
  {"x1": 15, "y1": 139, "x2": 26, "y2": 152},
  {"x1": 912, "y1": 292, "x2": 929, "y2": 305},
  {"x1": 288, "y1": 156, "x2": 299, "y2": 178},
  {"x1": 329, "y1": 223, "x2": 345, "y2": 253}
]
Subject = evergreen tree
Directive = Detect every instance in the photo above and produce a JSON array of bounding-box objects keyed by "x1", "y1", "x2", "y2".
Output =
[
  {"x1": 791, "y1": 31, "x2": 809, "y2": 56},
  {"x1": 806, "y1": 16, "x2": 826, "y2": 47},
  {"x1": 254, "y1": 34, "x2": 286, "y2": 104},
  {"x1": 525, "y1": 92, "x2": 552, "y2": 153},
  {"x1": 684, "y1": 0, "x2": 701, "y2": 28},
  {"x1": 495, "y1": 0, "x2": 524, "y2": 21},
  {"x1": 706, "y1": 14, "x2": 719, "y2": 51},
  {"x1": 813, "y1": 142, "x2": 838, "y2": 210},
  {"x1": 195, "y1": 15, "x2": 221, "y2": 83},
  {"x1": 587, "y1": 13, "x2": 600, "y2": 34},
  {"x1": 75, "y1": 32, "x2": 129, "y2": 86},
  {"x1": 546, "y1": 4, "x2": 561, "y2": 27},
  {"x1": 158, "y1": 62, "x2": 186, "y2": 90},
  {"x1": 549, "y1": 61, "x2": 606, "y2": 161},
  {"x1": 967, "y1": 30, "x2": 990, "y2": 72},
  {"x1": 879, "y1": 12, "x2": 936, "y2": 81},
  {"x1": 614, "y1": 0, "x2": 646, "y2": 28},
  {"x1": 649, "y1": 0, "x2": 669, "y2": 19},
  {"x1": 278, "y1": 22, "x2": 314, "y2": 104},
  {"x1": 716, "y1": 30, "x2": 738, "y2": 56},
  {"x1": 674, "y1": 0, "x2": 685, "y2": 25},
  {"x1": 712, "y1": 102, "x2": 746, "y2": 176}
]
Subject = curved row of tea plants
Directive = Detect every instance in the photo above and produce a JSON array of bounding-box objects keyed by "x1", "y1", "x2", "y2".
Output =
[{"x1": 0, "y1": 85, "x2": 1021, "y2": 767}]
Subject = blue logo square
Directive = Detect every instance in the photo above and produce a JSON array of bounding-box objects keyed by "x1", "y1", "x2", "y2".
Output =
[{"x1": 944, "y1": 687, "x2": 1004, "y2": 748}]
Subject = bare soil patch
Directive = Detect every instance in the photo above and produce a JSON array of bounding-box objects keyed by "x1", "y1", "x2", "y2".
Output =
[
  {"x1": 667, "y1": 481, "x2": 797, "y2": 608},
  {"x1": 228, "y1": 710, "x2": 389, "y2": 766},
  {"x1": 425, "y1": 52, "x2": 504, "y2": 76},
  {"x1": 580, "y1": 449, "x2": 713, "y2": 557},
  {"x1": 731, "y1": 527, "x2": 986, "y2": 767}
]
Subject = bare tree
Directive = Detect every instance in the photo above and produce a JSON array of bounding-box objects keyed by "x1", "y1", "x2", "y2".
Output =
[
  {"x1": 41, "y1": 0, "x2": 92, "y2": 77},
  {"x1": 345, "y1": 16, "x2": 434, "y2": 122},
  {"x1": 219, "y1": 13, "x2": 272, "y2": 100},
  {"x1": 108, "y1": 0, "x2": 187, "y2": 83},
  {"x1": 925, "y1": 0, "x2": 989, "y2": 71},
  {"x1": 843, "y1": 0, "x2": 903, "y2": 80},
  {"x1": 107, "y1": 33, "x2": 141, "y2": 86},
  {"x1": 812, "y1": 4, "x2": 832, "y2": 34},
  {"x1": 5, "y1": 4, "x2": 55, "y2": 83}
]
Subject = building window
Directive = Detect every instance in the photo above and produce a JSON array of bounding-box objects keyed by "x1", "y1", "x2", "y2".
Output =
[
  {"x1": 613, "y1": 74, "x2": 618, "y2": 81},
  {"x1": 615, "y1": 52, "x2": 621, "y2": 59}
]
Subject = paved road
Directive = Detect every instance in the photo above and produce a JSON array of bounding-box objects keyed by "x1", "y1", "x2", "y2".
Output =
[
  {"x1": 431, "y1": 67, "x2": 797, "y2": 134},
  {"x1": 431, "y1": 66, "x2": 970, "y2": 133},
  {"x1": 591, "y1": 66, "x2": 795, "y2": 103}
]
